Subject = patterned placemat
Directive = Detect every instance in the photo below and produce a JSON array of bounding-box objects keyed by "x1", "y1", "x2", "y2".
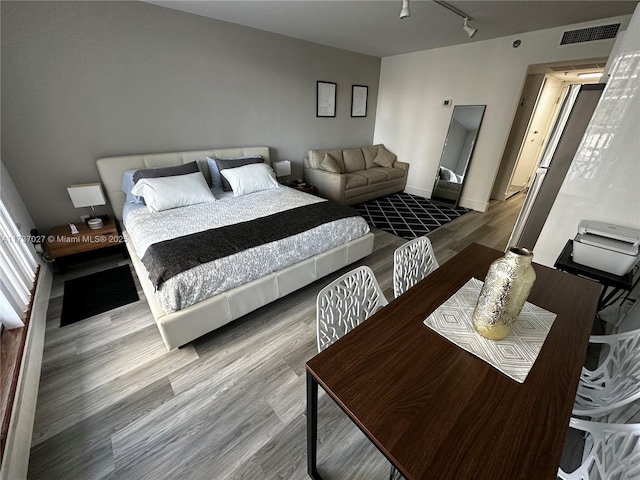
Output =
[{"x1": 423, "y1": 278, "x2": 557, "y2": 383}]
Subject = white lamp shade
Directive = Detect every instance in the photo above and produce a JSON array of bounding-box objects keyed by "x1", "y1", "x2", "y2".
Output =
[
  {"x1": 67, "y1": 183, "x2": 106, "y2": 208},
  {"x1": 272, "y1": 160, "x2": 292, "y2": 177}
]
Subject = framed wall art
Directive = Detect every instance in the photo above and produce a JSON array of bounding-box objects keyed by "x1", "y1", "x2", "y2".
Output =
[
  {"x1": 351, "y1": 85, "x2": 368, "y2": 117},
  {"x1": 317, "y1": 81, "x2": 337, "y2": 117}
]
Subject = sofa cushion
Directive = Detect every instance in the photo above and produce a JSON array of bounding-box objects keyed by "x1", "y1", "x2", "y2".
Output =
[
  {"x1": 361, "y1": 145, "x2": 380, "y2": 169},
  {"x1": 309, "y1": 149, "x2": 345, "y2": 171},
  {"x1": 343, "y1": 148, "x2": 366, "y2": 173},
  {"x1": 320, "y1": 153, "x2": 342, "y2": 173},
  {"x1": 344, "y1": 173, "x2": 368, "y2": 190},
  {"x1": 368, "y1": 166, "x2": 406, "y2": 181},
  {"x1": 373, "y1": 145, "x2": 397, "y2": 168},
  {"x1": 355, "y1": 169, "x2": 388, "y2": 185}
]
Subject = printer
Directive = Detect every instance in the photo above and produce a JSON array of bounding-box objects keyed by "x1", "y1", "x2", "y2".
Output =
[{"x1": 573, "y1": 220, "x2": 640, "y2": 276}]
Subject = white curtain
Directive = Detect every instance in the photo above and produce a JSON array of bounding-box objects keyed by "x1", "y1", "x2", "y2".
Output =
[{"x1": 0, "y1": 201, "x2": 38, "y2": 329}]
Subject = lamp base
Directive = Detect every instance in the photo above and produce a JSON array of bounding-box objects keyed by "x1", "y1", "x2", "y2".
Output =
[
  {"x1": 84, "y1": 214, "x2": 109, "y2": 227},
  {"x1": 87, "y1": 218, "x2": 103, "y2": 229}
]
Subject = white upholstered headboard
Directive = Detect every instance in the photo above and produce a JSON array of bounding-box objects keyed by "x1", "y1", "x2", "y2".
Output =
[{"x1": 96, "y1": 146, "x2": 271, "y2": 222}]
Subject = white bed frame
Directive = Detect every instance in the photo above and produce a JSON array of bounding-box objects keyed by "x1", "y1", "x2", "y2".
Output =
[{"x1": 96, "y1": 147, "x2": 374, "y2": 350}]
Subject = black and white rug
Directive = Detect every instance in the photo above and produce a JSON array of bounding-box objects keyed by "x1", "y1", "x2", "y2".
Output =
[{"x1": 353, "y1": 192, "x2": 469, "y2": 240}]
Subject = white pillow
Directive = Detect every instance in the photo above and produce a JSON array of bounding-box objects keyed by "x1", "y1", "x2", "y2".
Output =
[
  {"x1": 130, "y1": 172, "x2": 215, "y2": 212},
  {"x1": 220, "y1": 163, "x2": 280, "y2": 197},
  {"x1": 439, "y1": 166, "x2": 458, "y2": 183}
]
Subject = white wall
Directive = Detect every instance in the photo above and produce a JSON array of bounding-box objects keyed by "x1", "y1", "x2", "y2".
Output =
[
  {"x1": 534, "y1": 5, "x2": 640, "y2": 268},
  {"x1": 374, "y1": 15, "x2": 631, "y2": 212}
]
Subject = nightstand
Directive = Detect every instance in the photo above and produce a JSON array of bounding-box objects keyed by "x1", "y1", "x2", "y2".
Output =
[
  {"x1": 285, "y1": 180, "x2": 317, "y2": 195},
  {"x1": 293, "y1": 184, "x2": 317, "y2": 195},
  {"x1": 46, "y1": 218, "x2": 123, "y2": 259}
]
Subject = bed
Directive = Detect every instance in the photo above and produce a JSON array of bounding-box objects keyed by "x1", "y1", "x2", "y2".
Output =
[{"x1": 96, "y1": 147, "x2": 374, "y2": 350}]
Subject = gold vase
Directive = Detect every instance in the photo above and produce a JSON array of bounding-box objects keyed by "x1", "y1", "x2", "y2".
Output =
[{"x1": 472, "y1": 247, "x2": 536, "y2": 340}]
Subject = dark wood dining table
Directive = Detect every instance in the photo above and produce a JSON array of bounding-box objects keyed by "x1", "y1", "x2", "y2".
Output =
[{"x1": 306, "y1": 242, "x2": 601, "y2": 480}]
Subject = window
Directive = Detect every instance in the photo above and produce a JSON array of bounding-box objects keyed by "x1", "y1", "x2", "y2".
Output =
[
  {"x1": 0, "y1": 201, "x2": 37, "y2": 330},
  {"x1": 1, "y1": 199, "x2": 38, "y2": 461}
]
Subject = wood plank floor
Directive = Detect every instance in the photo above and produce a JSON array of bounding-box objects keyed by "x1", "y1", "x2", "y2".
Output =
[{"x1": 29, "y1": 194, "x2": 531, "y2": 480}]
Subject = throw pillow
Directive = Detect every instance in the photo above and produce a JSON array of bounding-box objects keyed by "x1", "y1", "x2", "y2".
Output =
[
  {"x1": 320, "y1": 153, "x2": 342, "y2": 173},
  {"x1": 132, "y1": 161, "x2": 200, "y2": 184},
  {"x1": 373, "y1": 146, "x2": 397, "y2": 168},
  {"x1": 361, "y1": 145, "x2": 380, "y2": 169},
  {"x1": 206, "y1": 156, "x2": 223, "y2": 189}
]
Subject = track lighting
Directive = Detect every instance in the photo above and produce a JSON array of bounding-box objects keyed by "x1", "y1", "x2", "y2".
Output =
[
  {"x1": 463, "y1": 18, "x2": 477, "y2": 38},
  {"x1": 430, "y1": 1, "x2": 479, "y2": 38},
  {"x1": 400, "y1": 0, "x2": 479, "y2": 37},
  {"x1": 400, "y1": 0, "x2": 410, "y2": 19}
]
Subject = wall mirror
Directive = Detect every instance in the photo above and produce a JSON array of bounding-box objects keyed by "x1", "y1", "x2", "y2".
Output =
[{"x1": 432, "y1": 105, "x2": 486, "y2": 207}]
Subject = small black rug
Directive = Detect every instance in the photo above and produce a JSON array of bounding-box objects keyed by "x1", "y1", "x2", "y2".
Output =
[
  {"x1": 60, "y1": 265, "x2": 139, "y2": 327},
  {"x1": 353, "y1": 192, "x2": 470, "y2": 240}
]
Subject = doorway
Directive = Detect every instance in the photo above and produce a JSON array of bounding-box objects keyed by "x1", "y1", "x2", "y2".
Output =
[
  {"x1": 505, "y1": 76, "x2": 565, "y2": 198},
  {"x1": 491, "y1": 60, "x2": 608, "y2": 203}
]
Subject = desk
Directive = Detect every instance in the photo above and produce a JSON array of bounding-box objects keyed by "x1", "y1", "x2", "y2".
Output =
[
  {"x1": 555, "y1": 239, "x2": 638, "y2": 311},
  {"x1": 306, "y1": 243, "x2": 601, "y2": 480}
]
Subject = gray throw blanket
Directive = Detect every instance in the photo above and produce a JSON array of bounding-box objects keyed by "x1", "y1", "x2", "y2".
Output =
[{"x1": 141, "y1": 201, "x2": 361, "y2": 289}]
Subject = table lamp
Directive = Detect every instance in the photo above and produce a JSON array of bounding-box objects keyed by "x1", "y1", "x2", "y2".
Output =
[
  {"x1": 272, "y1": 160, "x2": 292, "y2": 184},
  {"x1": 67, "y1": 183, "x2": 106, "y2": 229}
]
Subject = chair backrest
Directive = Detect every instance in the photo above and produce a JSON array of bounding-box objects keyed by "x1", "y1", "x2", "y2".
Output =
[
  {"x1": 393, "y1": 236, "x2": 439, "y2": 298},
  {"x1": 557, "y1": 417, "x2": 640, "y2": 479},
  {"x1": 616, "y1": 298, "x2": 640, "y2": 332},
  {"x1": 573, "y1": 327, "x2": 640, "y2": 417},
  {"x1": 316, "y1": 266, "x2": 389, "y2": 352}
]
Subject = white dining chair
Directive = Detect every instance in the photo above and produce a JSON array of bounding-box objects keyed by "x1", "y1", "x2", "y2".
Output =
[
  {"x1": 573, "y1": 327, "x2": 640, "y2": 418},
  {"x1": 557, "y1": 417, "x2": 640, "y2": 479},
  {"x1": 316, "y1": 266, "x2": 399, "y2": 479},
  {"x1": 615, "y1": 298, "x2": 640, "y2": 333},
  {"x1": 316, "y1": 266, "x2": 388, "y2": 352},
  {"x1": 393, "y1": 236, "x2": 439, "y2": 298}
]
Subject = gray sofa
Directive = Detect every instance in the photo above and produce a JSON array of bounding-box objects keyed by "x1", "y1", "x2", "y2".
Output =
[{"x1": 303, "y1": 144, "x2": 409, "y2": 206}]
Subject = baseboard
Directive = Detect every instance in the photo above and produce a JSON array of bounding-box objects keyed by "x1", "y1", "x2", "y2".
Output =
[
  {"x1": 0, "y1": 265, "x2": 52, "y2": 480},
  {"x1": 405, "y1": 186, "x2": 487, "y2": 212},
  {"x1": 458, "y1": 197, "x2": 488, "y2": 212},
  {"x1": 404, "y1": 185, "x2": 432, "y2": 198}
]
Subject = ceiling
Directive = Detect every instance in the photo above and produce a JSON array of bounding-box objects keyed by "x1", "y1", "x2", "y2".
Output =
[{"x1": 144, "y1": 1, "x2": 638, "y2": 57}]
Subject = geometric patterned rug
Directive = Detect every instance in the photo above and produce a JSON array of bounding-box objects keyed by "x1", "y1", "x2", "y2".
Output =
[{"x1": 353, "y1": 192, "x2": 470, "y2": 240}]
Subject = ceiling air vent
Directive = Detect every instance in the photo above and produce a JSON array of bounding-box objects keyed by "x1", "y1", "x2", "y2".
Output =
[
  {"x1": 560, "y1": 23, "x2": 620, "y2": 45},
  {"x1": 549, "y1": 63, "x2": 606, "y2": 72}
]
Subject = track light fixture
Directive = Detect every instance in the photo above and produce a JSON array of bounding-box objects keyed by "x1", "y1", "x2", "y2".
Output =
[
  {"x1": 463, "y1": 18, "x2": 477, "y2": 38},
  {"x1": 400, "y1": 0, "x2": 410, "y2": 19},
  {"x1": 432, "y1": 0, "x2": 479, "y2": 38}
]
